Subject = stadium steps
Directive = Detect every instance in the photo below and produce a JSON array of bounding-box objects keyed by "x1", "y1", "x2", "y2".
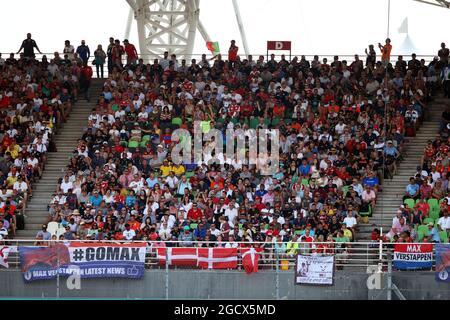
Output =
[
  {"x1": 16, "y1": 80, "x2": 104, "y2": 239},
  {"x1": 358, "y1": 96, "x2": 448, "y2": 241}
]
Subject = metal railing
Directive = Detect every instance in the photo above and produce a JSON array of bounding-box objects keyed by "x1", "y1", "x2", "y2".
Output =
[{"x1": 0, "y1": 239, "x2": 428, "y2": 272}]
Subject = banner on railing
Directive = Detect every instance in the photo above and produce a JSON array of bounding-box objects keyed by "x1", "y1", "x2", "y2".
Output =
[
  {"x1": 436, "y1": 244, "x2": 450, "y2": 282},
  {"x1": 19, "y1": 242, "x2": 146, "y2": 282},
  {"x1": 393, "y1": 244, "x2": 433, "y2": 270},
  {"x1": 295, "y1": 255, "x2": 334, "y2": 285}
]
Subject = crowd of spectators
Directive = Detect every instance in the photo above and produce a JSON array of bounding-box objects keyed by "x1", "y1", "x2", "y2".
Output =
[
  {"x1": 376, "y1": 43, "x2": 450, "y2": 245},
  {"x1": 0, "y1": 33, "x2": 79, "y2": 241},
  {"x1": 39, "y1": 35, "x2": 450, "y2": 257}
]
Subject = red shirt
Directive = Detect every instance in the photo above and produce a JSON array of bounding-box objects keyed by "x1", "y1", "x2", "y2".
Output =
[
  {"x1": 124, "y1": 44, "x2": 138, "y2": 60},
  {"x1": 228, "y1": 46, "x2": 238, "y2": 61},
  {"x1": 81, "y1": 66, "x2": 93, "y2": 81},
  {"x1": 187, "y1": 208, "x2": 203, "y2": 221}
]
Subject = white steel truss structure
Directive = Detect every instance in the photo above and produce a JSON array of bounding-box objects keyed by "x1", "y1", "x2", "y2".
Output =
[
  {"x1": 126, "y1": 0, "x2": 211, "y2": 60},
  {"x1": 413, "y1": 0, "x2": 450, "y2": 8}
]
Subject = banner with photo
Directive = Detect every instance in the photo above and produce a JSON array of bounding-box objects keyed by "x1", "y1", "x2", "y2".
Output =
[
  {"x1": 393, "y1": 244, "x2": 433, "y2": 270},
  {"x1": 19, "y1": 242, "x2": 146, "y2": 282},
  {"x1": 436, "y1": 244, "x2": 450, "y2": 283},
  {"x1": 295, "y1": 255, "x2": 334, "y2": 285}
]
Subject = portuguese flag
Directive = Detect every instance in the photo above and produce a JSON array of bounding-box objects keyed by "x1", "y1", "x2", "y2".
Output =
[{"x1": 206, "y1": 42, "x2": 220, "y2": 55}]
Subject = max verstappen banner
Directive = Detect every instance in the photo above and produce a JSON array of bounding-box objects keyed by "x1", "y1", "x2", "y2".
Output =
[
  {"x1": 436, "y1": 244, "x2": 450, "y2": 282},
  {"x1": 295, "y1": 255, "x2": 334, "y2": 285},
  {"x1": 393, "y1": 244, "x2": 433, "y2": 270},
  {"x1": 18, "y1": 242, "x2": 146, "y2": 282}
]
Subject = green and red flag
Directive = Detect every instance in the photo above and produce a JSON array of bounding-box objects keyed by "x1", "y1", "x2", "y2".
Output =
[{"x1": 206, "y1": 42, "x2": 220, "y2": 55}]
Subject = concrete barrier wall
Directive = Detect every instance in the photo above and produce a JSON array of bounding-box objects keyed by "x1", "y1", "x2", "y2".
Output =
[{"x1": 0, "y1": 270, "x2": 447, "y2": 300}]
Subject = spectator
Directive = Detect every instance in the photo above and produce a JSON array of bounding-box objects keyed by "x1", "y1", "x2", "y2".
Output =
[
  {"x1": 76, "y1": 40, "x2": 91, "y2": 65},
  {"x1": 36, "y1": 224, "x2": 51, "y2": 240},
  {"x1": 17, "y1": 33, "x2": 41, "y2": 59},
  {"x1": 378, "y1": 38, "x2": 392, "y2": 66},
  {"x1": 123, "y1": 39, "x2": 138, "y2": 66},
  {"x1": 80, "y1": 61, "x2": 93, "y2": 101},
  {"x1": 94, "y1": 45, "x2": 107, "y2": 78},
  {"x1": 63, "y1": 40, "x2": 75, "y2": 60}
]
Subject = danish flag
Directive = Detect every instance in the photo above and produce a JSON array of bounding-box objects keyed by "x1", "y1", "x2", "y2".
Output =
[
  {"x1": 197, "y1": 248, "x2": 238, "y2": 269},
  {"x1": 241, "y1": 247, "x2": 263, "y2": 274},
  {"x1": 157, "y1": 247, "x2": 198, "y2": 267}
]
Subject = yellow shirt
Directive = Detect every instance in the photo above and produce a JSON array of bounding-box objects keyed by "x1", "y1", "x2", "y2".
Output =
[
  {"x1": 6, "y1": 175, "x2": 18, "y2": 187},
  {"x1": 6, "y1": 145, "x2": 20, "y2": 159},
  {"x1": 343, "y1": 229, "x2": 353, "y2": 240},
  {"x1": 172, "y1": 165, "x2": 185, "y2": 176},
  {"x1": 160, "y1": 165, "x2": 173, "y2": 177}
]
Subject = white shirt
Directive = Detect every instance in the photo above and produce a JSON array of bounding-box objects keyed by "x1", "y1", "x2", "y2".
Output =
[
  {"x1": 210, "y1": 228, "x2": 221, "y2": 237},
  {"x1": 438, "y1": 216, "x2": 450, "y2": 231},
  {"x1": 129, "y1": 180, "x2": 144, "y2": 193},
  {"x1": 13, "y1": 181, "x2": 28, "y2": 192},
  {"x1": 60, "y1": 180, "x2": 73, "y2": 193},
  {"x1": 224, "y1": 207, "x2": 238, "y2": 228},
  {"x1": 344, "y1": 216, "x2": 357, "y2": 228},
  {"x1": 123, "y1": 229, "x2": 136, "y2": 240},
  {"x1": 165, "y1": 176, "x2": 179, "y2": 189}
]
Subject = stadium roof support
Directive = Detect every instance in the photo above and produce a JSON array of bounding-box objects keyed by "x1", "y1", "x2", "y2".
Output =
[
  {"x1": 413, "y1": 0, "x2": 450, "y2": 8},
  {"x1": 126, "y1": 0, "x2": 211, "y2": 60}
]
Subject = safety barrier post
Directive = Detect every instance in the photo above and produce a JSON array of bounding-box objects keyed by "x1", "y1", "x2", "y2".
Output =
[
  {"x1": 165, "y1": 247, "x2": 169, "y2": 300},
  {"x1": 275, "y1": 248, "x2": 280, "y2": 300}
]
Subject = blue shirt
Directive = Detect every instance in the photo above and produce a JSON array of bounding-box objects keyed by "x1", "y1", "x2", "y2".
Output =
[
  {"x1": 125, "y1": 196, "x2": 136, "y2": 207},
  {"x1": 146, "y1": 177, "x2": 159, "y2": 188},
  {"x1": 89, "y1": 195, "x2": 103, "y2": 207},
  {"x1": 363, "y1": 176, "x2": 379, "y2": 187},
  {"x1": 384, "y1": 146, "x2": 399, "y2": 157},
  {"x1": 76, "y1": 45, "x2": 90, "y2": 60},
  {"x1": 406, "y1": 183, "x2": 419, "y2": 196},
  {"x1": 299, "y1": 164, "x2": 311, "y2": 176},
  {"x1": 255, "y1": 189, "x2": 267, "y2": 198}
]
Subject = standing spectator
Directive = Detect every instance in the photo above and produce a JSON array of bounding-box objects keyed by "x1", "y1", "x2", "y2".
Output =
[
  {"x1": 80, "y1": 62, "x2": 93, "y2": 101},
  {"x1": 378, "y1": 38, "x2": 392, "y2": 66},
  {"x1": 124, "y1": 39, "x2": 138, "y2": 66},
  {"x1": 442, "y1": 64, "x2": 450, "y2": 99},
  {"x1": 63, "y1": 40, "x2": 75, "y2": 60},
  {"x1": 228, "y1": 40, "x2": 239, "y2": 68},
  {"x1": 94, "y1": 45, "x2": 107, "y2": 78},
  {"x1": 17, "y1": 33, "x2": 41, "y2": 59},
  {"x1": 365, "y1": 44, "x2": 376, "y2": 66},
  {"x1": 107, "y1": 37, "x2": 115, "y2": 73},
  {"x1": 111, "y1": 39, "x2": 124, "y2": 70},
  {"x1": 438, "y1": 42, "x2": 449, "y2": 69},
  {"x1": 76, "y1": 40, "x2": 91, "y2": 65}
]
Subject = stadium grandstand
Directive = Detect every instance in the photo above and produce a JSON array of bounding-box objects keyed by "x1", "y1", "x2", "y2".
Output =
[{"x1": 0, "y1": 0, "x2": 449, "y2": 302}]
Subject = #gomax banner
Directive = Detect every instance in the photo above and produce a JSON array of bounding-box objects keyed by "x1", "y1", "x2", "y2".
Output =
[
  {"x1": 295, "y1": 255, "x2": 334, "y2": 285},
  {"x1": 19, "y1": 242, "x2": 146, "y2": 282},
  {"x1": 393, "y1": 244, "x2": 433, "y2": 270}
]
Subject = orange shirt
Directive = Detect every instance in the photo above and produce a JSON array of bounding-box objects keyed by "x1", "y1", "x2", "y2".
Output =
[{"x1": 381, "y1": 44, "x2": 392, "y2": 61}]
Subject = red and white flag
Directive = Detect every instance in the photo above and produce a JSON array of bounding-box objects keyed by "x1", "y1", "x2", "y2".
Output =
[
  {"x1": 241, "y1": 247, "x2": 262, "y2": 274},
  {"x1": 0, "y1": 246, "x2": 16, "y2": 268},
  {"x1": 157, "y1": 247, "x2": 198, "y2": 267},
  {"x1": 198, "y1": 248, "x2": 238, "y2": 269}
]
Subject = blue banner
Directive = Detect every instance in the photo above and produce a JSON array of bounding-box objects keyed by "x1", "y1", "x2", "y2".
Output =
[
  {"x1": 436, "y1": 244, "x2": 450, "y2": 282},
  {"x1": 19, "y1": 243, "x2": 147, "y2": 282}
]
